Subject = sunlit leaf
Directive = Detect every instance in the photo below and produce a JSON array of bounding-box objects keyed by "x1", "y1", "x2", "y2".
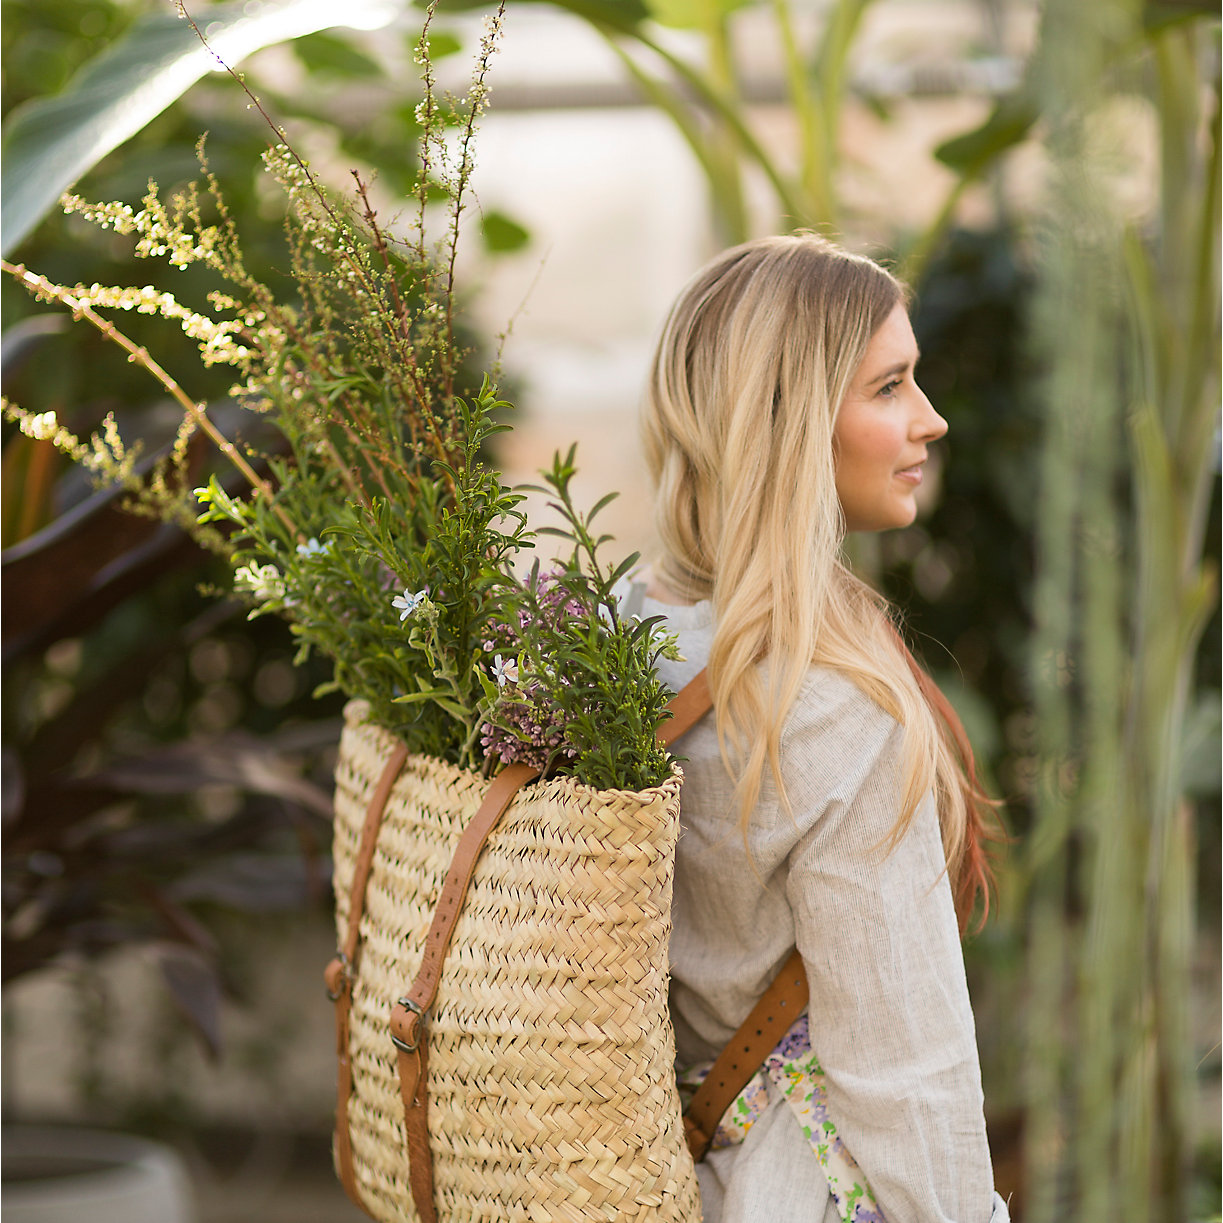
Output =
[{"x1": 1, "y1": 0, "x2": 399, "y2": 255}]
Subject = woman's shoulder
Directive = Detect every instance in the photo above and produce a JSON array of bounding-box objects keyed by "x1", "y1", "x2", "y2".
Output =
[
  {"x1": 785, "y1": 664, "x2": 899, "y2": 744},
  {"x1": 617, "y1": 573, "x2": 900, "y2": 754},
  {"x1": 777, "y1": 666, "x2": 905, "y2": 811}
]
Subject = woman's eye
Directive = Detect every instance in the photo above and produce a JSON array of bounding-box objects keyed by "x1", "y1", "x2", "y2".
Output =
[{"x1": 878, "y1": 379, "x2": 901, "y2": 398}]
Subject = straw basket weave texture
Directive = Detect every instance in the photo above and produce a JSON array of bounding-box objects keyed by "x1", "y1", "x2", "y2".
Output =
[{"x1": 332, "y1": 700, "x2": 703, "y2": 1222}]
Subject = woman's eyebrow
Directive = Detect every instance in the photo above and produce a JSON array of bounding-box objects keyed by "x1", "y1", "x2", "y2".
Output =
[{"x1": 867, "y1": 354, "x2": 919, "y2": 385}]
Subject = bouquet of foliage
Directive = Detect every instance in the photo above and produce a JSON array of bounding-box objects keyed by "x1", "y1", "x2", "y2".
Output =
[{"x1": 3, "y1": 3, "x2": 679, "y2": 793}]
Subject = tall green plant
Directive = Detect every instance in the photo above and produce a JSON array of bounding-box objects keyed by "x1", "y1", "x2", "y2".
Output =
[{"x1": 1024, "y1": 4, "x2": 1219, "y2": 1219}]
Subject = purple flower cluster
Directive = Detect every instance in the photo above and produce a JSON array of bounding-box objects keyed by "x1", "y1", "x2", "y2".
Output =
[
  {"x1": 482, "y1": 568, "x2": 587, "y2": 652},
  {"x1": 479, "y1": 569, "x2": 589, "y2": 772},
  {"x1": 479, "y1": 690, "x2": 576, "y2": 771}
]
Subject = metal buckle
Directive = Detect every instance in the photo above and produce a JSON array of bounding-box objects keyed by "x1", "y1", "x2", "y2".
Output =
[{"x1": 390, "y1": 997, "x2": 428, "y2": 1053}]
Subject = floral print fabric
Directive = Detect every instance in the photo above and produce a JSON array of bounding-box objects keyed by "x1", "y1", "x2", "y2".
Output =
[{"x1": 678, "y1": 1012, "x2": 886, "y2": 1223}]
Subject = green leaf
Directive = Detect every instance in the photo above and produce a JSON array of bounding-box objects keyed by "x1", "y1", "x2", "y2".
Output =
[
  {"x1": 291, "y1": 30, "x2": 384, "y2": 79},
  {"x1": 1143, "y1": 0, "x2": 1219, "y2": 30},
  {"x1": 606, "y1": 554, "x2": 640, "y2": 589},
  {"x1": 587, "y1": 490, "x2": 619, "y2": 520},
  {"x1": 933, "y1": 92, "x2": 1038, "y2": 176},
  {"x1": 437, "y1": 0, "x2": 651, "y2": 36},
  {"x1": 643, "y1": 0, "x2": 753, "y2": 30},
  {"x1": 0, "y1": 0, "x2": 399, "y2": 255},
  {"x1": 392, "y1": 687, "x2": 448, "y2": 706},
  {"x1": 480, "y1": 209, "x2": 531, "y2": 253}
]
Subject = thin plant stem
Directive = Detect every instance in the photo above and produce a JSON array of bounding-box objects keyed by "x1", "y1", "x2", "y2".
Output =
[
  {"x1": 176, "y1": 1, "x2": 442, "y2": 440},
  {"x1": 442, "y1": 3, "x2": 507, "y2": 397},
  {"x1": 413, "y1": 0, "x2": 440, "y2": 262},
  {"x1": 2, "y1": 260, "x2": 299, "y2": 541}
]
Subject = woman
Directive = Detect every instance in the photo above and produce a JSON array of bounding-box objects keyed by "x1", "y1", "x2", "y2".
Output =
[{"x1": 625, "y1": 234, "x2": 1009, "y2": 1222}]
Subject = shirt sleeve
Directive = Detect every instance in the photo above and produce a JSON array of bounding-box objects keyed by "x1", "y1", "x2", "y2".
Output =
[{"x1": 781, "y1": 687, "x2": 998, "y2": 1223}]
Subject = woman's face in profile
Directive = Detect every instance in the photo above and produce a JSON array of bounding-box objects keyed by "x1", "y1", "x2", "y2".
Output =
[{"x1": 832, "y1": 303, "x2": 948, "y2": 533}]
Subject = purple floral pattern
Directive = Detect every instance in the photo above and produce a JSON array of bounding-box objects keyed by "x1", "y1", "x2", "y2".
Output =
[{"x1": 678, "y1": 1011, "x2": 885, "y2": 1223}]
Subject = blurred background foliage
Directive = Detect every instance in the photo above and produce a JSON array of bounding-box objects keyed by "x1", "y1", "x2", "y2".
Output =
[
  {"x1": 0, "y1": 0, "x2": 514, "y2": 1057},
  {"x1": 1, "y1": 0, "x2": 1218, "y2": 1219}
]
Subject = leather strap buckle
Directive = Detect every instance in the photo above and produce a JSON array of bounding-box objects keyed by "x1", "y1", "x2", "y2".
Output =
[{"x1": 391, "y1": 997, "x2": 428, "y2": 1053}]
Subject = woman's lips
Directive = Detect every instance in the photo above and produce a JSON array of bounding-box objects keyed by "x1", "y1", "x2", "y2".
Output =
[{"x1": 895, "y1": 464, "x2": 924, "y2": 485}]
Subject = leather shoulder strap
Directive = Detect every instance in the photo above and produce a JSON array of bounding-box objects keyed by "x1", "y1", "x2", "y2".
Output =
[
  {"x1": 657, "y1": 668, "x2": 713, "y2": 747},
  {"x1": 390, "y1": 760, "x2": 539, "y2": 1223},
  {"x1": 682, "y1": 948, "x2": 809, "y2": 1162},
  {"x1": 656, "y1": 669, "x2": 812, "y2": 1164}
]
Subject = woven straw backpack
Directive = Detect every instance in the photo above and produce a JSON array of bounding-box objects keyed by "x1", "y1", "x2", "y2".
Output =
[{"x1": 325, "y1": 672, "x2": 808, "y2": 1222}]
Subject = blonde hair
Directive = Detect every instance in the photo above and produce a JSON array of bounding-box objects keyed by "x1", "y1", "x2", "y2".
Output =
[{"x1": 642, "y1": 233, "x2": 982, "y2": 906}]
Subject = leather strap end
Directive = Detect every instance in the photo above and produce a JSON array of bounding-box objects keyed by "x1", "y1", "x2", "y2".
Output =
[
  {"x1": 397, "y1": 1042, "x2": 425, "y2": 1109},
  {"x1": 683, "y1": 1112, "x2": 711, "y2": 1163},
  {"x1": 324, "y1": 956, "x2": 349, "y2": 1002},
  {"x1": 397, "y1": 1043, "x2": 436, "y2": 1223}
]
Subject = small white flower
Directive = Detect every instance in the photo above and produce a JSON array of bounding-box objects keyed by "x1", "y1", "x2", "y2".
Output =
[
  {"x1": 392, "y1": 588, "x2": 427, "y2": 622},
  {"x1": 20, "y1": 411, "x2": 58, "y2": 441},
  {"x1": 296, "y1": 537, "x2": 328, "y2": 558},
  {"x1": 491, "y1": 653, "x2": 519, "y2": 687},
  {"x1": 234, "y1": 562, "x2": 285, "y2": 604}
]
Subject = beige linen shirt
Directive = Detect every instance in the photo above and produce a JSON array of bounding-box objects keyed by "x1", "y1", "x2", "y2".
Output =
[{"x1": 630, "y1": 589, "x2": 1009, "y2": 1223}]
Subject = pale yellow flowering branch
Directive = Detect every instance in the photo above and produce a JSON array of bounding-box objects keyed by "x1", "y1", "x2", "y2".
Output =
[{"x1": 1, "y1": 258, "x2": 300, "y2": 542}]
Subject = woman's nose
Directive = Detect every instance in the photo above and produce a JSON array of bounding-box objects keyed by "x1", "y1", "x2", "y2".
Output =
[{"x1": 912, "y1": 385, "x2": 948, "y2": 441}]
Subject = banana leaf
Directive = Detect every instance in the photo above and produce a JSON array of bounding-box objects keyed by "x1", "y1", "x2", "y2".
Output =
[{"x1": 1, "y1": 0, "x2": 399, "y2": 254}]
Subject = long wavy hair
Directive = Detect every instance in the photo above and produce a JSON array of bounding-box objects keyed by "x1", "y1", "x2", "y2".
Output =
[{"x1": 642, "y1": 233, "x2": 995, "y2": 929}]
